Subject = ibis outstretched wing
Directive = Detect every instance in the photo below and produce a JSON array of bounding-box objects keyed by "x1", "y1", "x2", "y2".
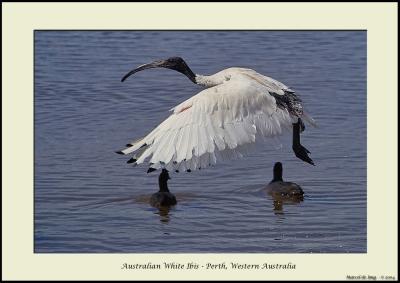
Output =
[{"x1": 117, "y1": 76, "x2": 307, "y2": 172}]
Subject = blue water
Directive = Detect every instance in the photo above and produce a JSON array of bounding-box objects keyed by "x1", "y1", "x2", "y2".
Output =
[{"x1": 34, "y1": 31, "x2": 366, "y2": 253}]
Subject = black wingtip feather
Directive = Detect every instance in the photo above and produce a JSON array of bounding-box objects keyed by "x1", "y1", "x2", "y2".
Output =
[
  {"x1": 115, "y1": 150, "x2": 124, "y2": 155},
  {"x1": 147, "y1": 168, "x2": 157, "y2": 173},
  {"x1": 127, "y1": 158, "x2": 137, "y2": 164}
]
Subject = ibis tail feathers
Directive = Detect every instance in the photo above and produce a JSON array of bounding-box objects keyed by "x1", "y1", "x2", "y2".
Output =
[{"x1": 301, "y1": 111, "x2": 317, "y2": 128}]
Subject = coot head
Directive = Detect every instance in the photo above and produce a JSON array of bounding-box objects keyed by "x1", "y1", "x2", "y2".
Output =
[{"x1": 272, "y1": 162, "x2": 283, "y2": 182}]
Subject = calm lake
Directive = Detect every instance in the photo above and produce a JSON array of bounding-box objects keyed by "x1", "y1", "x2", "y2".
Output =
[{"x1": 34, "y1": 31, "x2": 366, "y2": 253}]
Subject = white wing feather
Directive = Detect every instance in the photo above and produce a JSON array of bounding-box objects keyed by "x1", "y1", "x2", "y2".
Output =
[{"x1": 119, "y1": 73, "x2": 304, "y2": 171}]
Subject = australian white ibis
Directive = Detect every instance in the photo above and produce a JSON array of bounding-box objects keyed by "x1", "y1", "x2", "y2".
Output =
[{"x1": 116, "y1": 57, "x2": 316, "y2": 174}]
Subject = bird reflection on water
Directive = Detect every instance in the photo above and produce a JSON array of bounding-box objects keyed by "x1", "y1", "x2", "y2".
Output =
[
  {"x1": 133, "y1": 193, "x2": 174, "y2": 223},
  {"x1": 270, "y1": 193, "x2": 304, "y2": 215},
  {"x1": 154, "y1": 206, "x2": 172, "y2": 223},
  {"x1": 134, "y1": 190, "x2": 197, "y2": 223}
]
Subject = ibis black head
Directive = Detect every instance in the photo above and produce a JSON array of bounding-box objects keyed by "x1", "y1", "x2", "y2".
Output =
[
  {"x1": 121, "y1": 57, "x2": 197, "y2": 83},
  {"x1": 272, "y1": 162, "x2": 283, "y2": 182}
]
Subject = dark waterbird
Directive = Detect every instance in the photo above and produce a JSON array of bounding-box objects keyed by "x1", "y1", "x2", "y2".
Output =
[
  {"x1": 264, "y1": 162, "x2": 304, "y2": 213},
  {"x1": 149, "y1": 169, "x2": 177, "y2": 208},
  {"x1": 265, "y1": 162, "x2": 304, "y2": 197}
]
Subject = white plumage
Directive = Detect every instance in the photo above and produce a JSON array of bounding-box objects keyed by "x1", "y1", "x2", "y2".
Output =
[{"x1": 117, "y1": 58, "x2": 316, "y2": 172}]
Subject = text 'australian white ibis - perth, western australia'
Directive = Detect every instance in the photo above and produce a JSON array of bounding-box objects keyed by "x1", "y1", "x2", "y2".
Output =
[{"x1": 116, "y1": 57, "x2": 316, "y2": 173}]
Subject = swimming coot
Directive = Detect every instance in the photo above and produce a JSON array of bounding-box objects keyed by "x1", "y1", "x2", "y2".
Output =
[
  {"x1": 265, "y1": 162, "x2": 304, "y2": 198},
  {"x1": 150, "y1": 169, "x2": 177, "y2": 208}
]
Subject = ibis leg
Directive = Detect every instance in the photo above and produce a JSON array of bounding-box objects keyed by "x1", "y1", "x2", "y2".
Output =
[{"x1": 292, "y1": 118, "x2": 315, "y2": 166}]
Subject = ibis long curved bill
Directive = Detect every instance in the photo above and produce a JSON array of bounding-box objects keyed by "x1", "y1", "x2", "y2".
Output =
[
  {"x1": 121, "y1": 57, "x2": 196, "y2": 83},
  {"x1": 116, "y1": 57, "x2": 316, "y2": 173}
]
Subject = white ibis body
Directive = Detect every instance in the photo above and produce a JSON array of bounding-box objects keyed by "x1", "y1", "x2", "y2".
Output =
[{"x1": 116, "y1": 57, "x2": 316, "y2": 173}]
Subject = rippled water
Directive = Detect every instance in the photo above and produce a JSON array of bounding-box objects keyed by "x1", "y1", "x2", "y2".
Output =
[{"x1": 34, "y1": 31, "x2": 366, "y2": 253}]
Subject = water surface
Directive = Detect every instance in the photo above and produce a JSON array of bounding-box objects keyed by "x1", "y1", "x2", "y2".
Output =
[{"x1": 35, "y1": 31, "x2": 366, "y2": 253}]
